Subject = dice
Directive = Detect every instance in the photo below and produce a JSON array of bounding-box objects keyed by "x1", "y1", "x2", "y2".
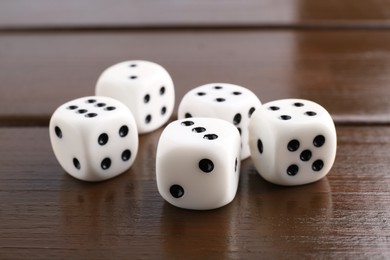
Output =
[
  {"x1": 178, "y1": 83, "x2": 261, "y2": 160},
  {"x1": 49, "y1": 96, "x2": 139, "y2": 181},
  {"x1": 156, "y1": 118, "x2": 241, "y2": 210},
  {"x1": 95, "y1": 60, "x2": 175, "y2": 134},
  {"x1": 248, "y1": 99, "x2": 337, "y2": 186}
]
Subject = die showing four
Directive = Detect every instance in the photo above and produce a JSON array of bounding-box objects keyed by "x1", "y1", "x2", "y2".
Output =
[
  {"x1": 49, "y1": 96, "x2": 139, "y2": 182},
  {"x1": 49, "y1": 59, "x2": 338, "y2": 210}
]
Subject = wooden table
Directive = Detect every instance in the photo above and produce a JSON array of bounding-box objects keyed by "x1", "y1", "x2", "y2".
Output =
[{"x1": 1, "y1": 1, "x2": 390, "y2": 258}]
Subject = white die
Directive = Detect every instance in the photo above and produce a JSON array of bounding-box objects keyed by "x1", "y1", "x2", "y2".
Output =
[
  {"x1": 178, "y1": 83, "x2": 261, "y2": 160},
  {"x1": 156, "y1": 118, "x2": 241, "y2": 210},
  {"x1": 248, "y1": 99, "x2": 337, "y2": 186},
  {"x1": 49, "y1": 96, "x2": 139, "y2": 181},
  {"x1": 95, "y1": 60, "x2": 175, "y2": 134}
]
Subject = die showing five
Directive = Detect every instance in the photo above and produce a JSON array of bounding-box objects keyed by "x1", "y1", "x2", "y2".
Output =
[
  {"x1": 248, "y1": 99, "x2": 337, "y2": 186},
  {"x1": 49, "y1": 60, "x2": 338, "y2": 210}
]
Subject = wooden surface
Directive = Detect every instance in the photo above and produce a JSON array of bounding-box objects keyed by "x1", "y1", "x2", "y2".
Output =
[
  {"x1": 3, "y1": 30, "x2": 390, "y2": 126},
  {"x1": 1, "y1": 126, "x2": 390, "y2": 259},
  {"x1": 1, "y1": 0, "x2": 390, "y2": 29},
  {"x1": 1, "y1": 1, "x2": 390, "y2": 259}
]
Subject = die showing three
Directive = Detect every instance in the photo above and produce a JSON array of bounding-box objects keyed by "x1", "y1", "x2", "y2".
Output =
[{"x1": 156, "y1": 118, "x2": 241, "y2": 210}]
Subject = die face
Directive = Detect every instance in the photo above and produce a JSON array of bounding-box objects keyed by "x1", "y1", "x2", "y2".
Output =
[
  {"x1": 49, "y1": 96, "x2": 138, "y2": 181},
  {"x1": 249, "y1": 99, "x2": 337, "y2": 186},
  {"x1": 178, "y1": 83, "x2": 261, "y2": 160},
  {"x1": 156, "y1": 118, "x2": 241, "y2": 210},
  {"x1": 85, "y1": 118, "x2": 138, "y2": 180},
  {"x1": 50, "y1": 119, "x2": 88, "y2": 179},
  {"x1": 260, "y1": 99, "x2": 335, "y2": 127},
  {"x1": 95, "y1": 60, "x2": 175, "y2": 134},
  {"x1": 273, "y1": 125, "x2": 335, "y2": 185}
]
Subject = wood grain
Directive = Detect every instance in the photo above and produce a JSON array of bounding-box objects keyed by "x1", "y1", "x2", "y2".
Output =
[
  {"x1": 1, "y1": 30, "x2": 390, "y2": 126},
  {"x1": 1, "y1": 0, "x2": 390, "y2": 30},
  {"x1": 1, "y1": 0, "x2": 390, "y2": 257},
  {"x1": 0, "y1": 126, "x2": 389, "y2": 258}
]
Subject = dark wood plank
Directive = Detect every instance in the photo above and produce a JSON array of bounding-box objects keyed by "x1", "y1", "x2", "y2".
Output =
[
  {"x1": 1, "y1": 0, "x2": 390, "y2": 29},
  {"x1": 0, "y1": 126, "x2": 389, "y2": 258},
  {"x1": 1, "y1": 30, "x2": 390, "y2": 125}
]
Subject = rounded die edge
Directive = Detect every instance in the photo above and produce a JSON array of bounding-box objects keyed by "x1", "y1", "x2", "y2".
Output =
[
  {"x1": 49, "y1": 96, "x2": 139, "y2": 182},
  {"x1": 156, "y1": 118, "x2": 241, "y2": 210}
]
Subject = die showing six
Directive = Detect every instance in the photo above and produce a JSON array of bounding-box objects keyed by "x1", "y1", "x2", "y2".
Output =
[{"x1": 49, "y1": 59, "x2": 338, "y2": 210}]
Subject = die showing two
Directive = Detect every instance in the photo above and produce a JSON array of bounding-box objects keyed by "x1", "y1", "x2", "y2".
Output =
[{"x1": 49, "y1": 60, "x2": 337, "y2": 211}]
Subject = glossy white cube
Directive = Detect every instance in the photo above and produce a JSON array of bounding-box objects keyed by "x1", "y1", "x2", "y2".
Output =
[
  {"x1": 249, "y1": 99, "x2": 337, "y2": 186},
  {"x1": 95, "y1": 60, "x2": 175, "y2": 134},
  {"x1": 156, "y1": 118, "x2": 241, "y2": 210},
  {"x1": 49, "y1": 96, "x2": 138, "y2": 181}
]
